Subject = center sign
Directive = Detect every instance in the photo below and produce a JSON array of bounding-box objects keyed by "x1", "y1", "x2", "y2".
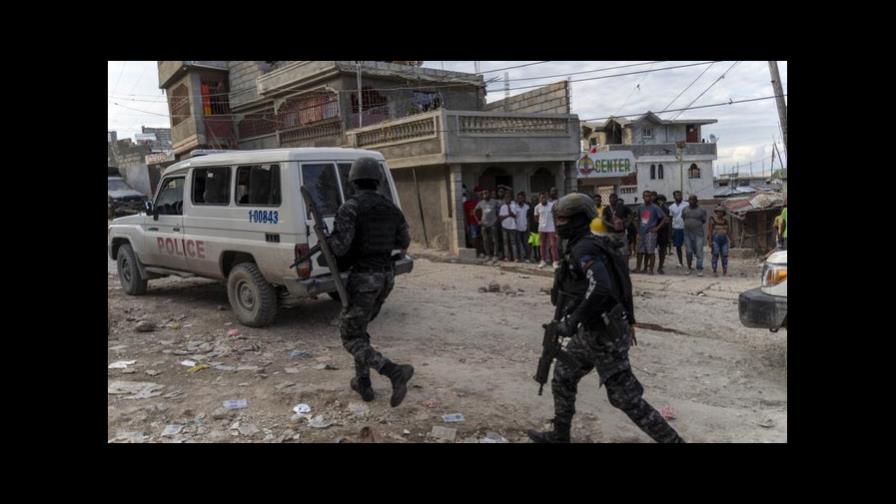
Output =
[{"x1": 576, "y1": 150, "x2": 636, "y2": 179}]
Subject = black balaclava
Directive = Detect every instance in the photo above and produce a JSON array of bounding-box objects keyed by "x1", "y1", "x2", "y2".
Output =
[{"x1": 556, "y1": 212, "x2": 591, "y2": 240}]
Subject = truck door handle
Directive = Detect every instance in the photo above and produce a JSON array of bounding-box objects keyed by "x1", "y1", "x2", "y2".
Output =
[
  {"x1": 173, "y1": 227, "x2": 180, "y2": 232},
  {"x1": 148, "y1": 227, "x2": 159, "y2": 231}
]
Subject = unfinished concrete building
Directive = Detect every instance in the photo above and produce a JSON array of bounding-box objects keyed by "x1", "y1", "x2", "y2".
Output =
[{"x1": 157, "y1": 61, "x2": 581, "y2": 254}]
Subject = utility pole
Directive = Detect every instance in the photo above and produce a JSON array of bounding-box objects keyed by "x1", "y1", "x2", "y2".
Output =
[
  {"x1": 504, "y1": 72, "x2": 510, "y2": 112},
  {"x1": 356, "y1": 61, "x2": 364, "y2": 128},
  {"x1": 768, "y1": 61, "x2": 787, "y2": 155}
]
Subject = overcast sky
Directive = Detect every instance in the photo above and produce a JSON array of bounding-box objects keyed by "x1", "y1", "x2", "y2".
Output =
[{"x1": 108, "y1": 60, "x2": 787, "y2": 176}]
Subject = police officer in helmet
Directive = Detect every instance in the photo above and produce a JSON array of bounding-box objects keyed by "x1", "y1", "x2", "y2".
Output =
[
  {"x1": 326, "y1": 157, "x2": 414, "y2": 407},
  {"x1": 527, "y1": 193, "x2": 684, "y2": 443}
]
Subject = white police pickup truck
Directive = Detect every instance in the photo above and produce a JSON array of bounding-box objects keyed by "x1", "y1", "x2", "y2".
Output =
[
  {"x1": 738, "y1": 250, "x2": 787, "y2": 332},
  {"x1": 108, "y1": 148, "x2": 413, "y2": 327}
]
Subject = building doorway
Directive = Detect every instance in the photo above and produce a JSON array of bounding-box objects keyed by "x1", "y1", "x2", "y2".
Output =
[
  {"x1": 479, "y1": 167, "x2": 512, "y2": 193},
  {"x1": 530, "y1": 167, "x2": 554, "y2": 196},
  {"x1": 686, "y1": 124, "x2": 699, "y2": 143}
]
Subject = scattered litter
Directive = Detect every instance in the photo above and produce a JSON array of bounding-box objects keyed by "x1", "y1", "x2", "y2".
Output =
[
  {"x1": 501, "y1": 284, "x2": 511, "y2": 292},
  {"x1": 217, "y1": 305, "x2": 227, "y2": 311},
  {"x1": 308, "y1": 415, "x2": 333, "y2": 429},
  {"x1": 283, "y1": 367, "x2": 300, "y2": 374},
  {"x1": 224, "y1": 322, "x2": 233, "y2": 326},
  {"x1": 481, "y1": 431, "x2": 508, "y2": 443},
  {"x1": 187, "y1": 364, "x2": 210, "y2": 374},
  {"x1": 238, "y1": 423, "x2": 260, "y2": 436},
  {"x1": 359, "y1": 426, "x2": 377, "y2": 443},
  {"x1": 236, "y1": 365, "x2": 262, "y2": 372},
  {"x1": 161, "y1": 424, "x2": 183, "y2": 437},
  {"x1": 659, "y1": 406, "x2": 677, "y2": 421},
  {"x1": 109, "y1": 345, "x2": 128, "y2": 352},
  {"x1": 168, "y1": 322, "x2": 181, "y2": 330},
  {"x1": 756, "y1": 418, "x2": 776, "y2": 429},
  {"x1": 179, "y1": 360, "x2": 197, "y2": 367},
  {"x1": 109, "y1": 431, "x2": 146, "y2": 443},
  {"x1": 442, "y1": 413, "x2": 465, "y2": 423},
  {"x1": 348, "y1": 402, "x2": 369, "y2": 417},
  {"x1": 487, "y1": 282, "x2": 500, "y2": 292},
  {"x1": 430, "y1": 425, "x2": 457, "y2": 442},
  {"x1": 422, "y1": 399, "x2": 440, "y2": 408},
  {"x1": 108, "y1": 360, "x2": 137, "y2": 369},
  {"x1": 275, "y1": 382, "x2": 296, "y2": 391},
  {"x1": 108, "y1": 381, "x2": 164, "y2": 400},
  {"x1": 478, "y1": 287, "x2": 488, "y2": 293},
  {"x1": 292, "y1": 403, "x2": 311, "y2": 415},
  {"x1": 313, "y1": 363, "x2": 338, "y2": 370},
  {"x1": 238, "y1": 382, "x2": 249, "y2": 387},
  {"x1": 403, "y1": 429, "x2": 411, "y2": 435},
  {"x1": 223, "y1": 399, "x2": 248, "y2": 410},
  {"x1": 289, "y1": 350, "x2": 314, "y2": 359},
  {"x1": 214, "y1": 365, "x2": 236, "y2": 372},
  {"x1": 229, "y1": 421, "x2": 240, "y2": 430},
  {"x1": 227, "y1": 328, "x2": 240, "y2": 337},
  {"x1": 135, "y1": 321, "x2": 155, "y2": 332},
  {"x1": 145, "y1": 369, "x2": 161, "y2": 377}
]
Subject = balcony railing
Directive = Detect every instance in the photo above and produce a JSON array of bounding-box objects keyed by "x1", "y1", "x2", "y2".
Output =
[
  {"x1": 607, "y1": 142, "x2": 717, "y2": 157},
  {"x1": 457, "y1": 114, "x2": 569, "y2": 136},
  {"x1": 355, "y1": 113, "x2": 438, "y2": 148},
  {"x1": 278, "y1": 117, "x2": 344, "y2": 146}
]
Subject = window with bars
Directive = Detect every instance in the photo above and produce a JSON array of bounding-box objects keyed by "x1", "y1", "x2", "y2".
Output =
[
  {"x1": 650, "y1": 164, "x2": 656, "y2": 180},
  {"x1": 351, "y1": 87, "x2": 388, "y2": 113},
  {"x1": 689, "y1": 164, "x2": 701, "y2": 179},
  {"x1": 238, "y1": 109, "x2": 278, "y2": 139},
  {"x1": 169, "y1": 84, "x2": 190, "y2": 126},
  {"x1": 201, "y1": 80, "x2": 231, "y2": 116},
  {"x1": 278, "y1": 93, "x2": 339, "y2": 129},
  {"x1": 658, "y1": 164, "x2": 664, "y2": 179}
]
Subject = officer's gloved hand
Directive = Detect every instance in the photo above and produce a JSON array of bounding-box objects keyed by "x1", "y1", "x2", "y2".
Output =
[{"x1": 555, "y1": 319, "x2": 576, "y2": 338}]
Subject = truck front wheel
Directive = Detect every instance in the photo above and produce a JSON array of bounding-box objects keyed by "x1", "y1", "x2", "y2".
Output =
[
  {"x1": 117, "y1": 244, "x2": 147, "y2": 295},
  {"x1": 227, "y1": 262, "x2": 277, "y2": 327}
]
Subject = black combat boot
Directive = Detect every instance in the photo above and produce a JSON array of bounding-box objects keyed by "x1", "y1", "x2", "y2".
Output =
[
  {"x1": 350, "y1": 376, "x2": 375, "y2": 402},
  {"x1": 527, "y1": 421, "x2": 571, "y2": 443},
  {"x1": 380, "y1": 361, "x2": 414, "y2": 407}
]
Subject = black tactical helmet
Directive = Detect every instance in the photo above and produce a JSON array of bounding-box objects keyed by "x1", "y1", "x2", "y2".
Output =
[
  {"x1": 349, "y1": 157, "x2": 382, "y2": 184},
  {"x1": 553, "y1": 193, "x2": 598, "y2": 220}
]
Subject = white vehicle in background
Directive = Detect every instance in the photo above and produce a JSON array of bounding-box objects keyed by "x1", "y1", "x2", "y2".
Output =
[
  {"x1": 738, "y1": 250, "x2": 787, "y2": 332},
  {"x1": 107, "y1": 148, "x2": 413, "y2": 327}
]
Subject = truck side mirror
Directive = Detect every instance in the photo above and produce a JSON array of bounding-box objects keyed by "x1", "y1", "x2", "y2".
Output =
[{"x1": 144, "y1": 201, "x2": 159, "y2": 220}]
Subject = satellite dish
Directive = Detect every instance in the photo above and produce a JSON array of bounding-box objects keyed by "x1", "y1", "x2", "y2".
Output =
[{"x1": 709, "y1": 134, "x2": 718, "y2": 143}]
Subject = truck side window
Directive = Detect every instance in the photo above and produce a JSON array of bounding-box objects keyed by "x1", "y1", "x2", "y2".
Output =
[
  {"x1": 236, "y1": 164, "x2": 281, "y2": 206},
  {"x1": 155, "y1": 177, "x2": 185, "y2": 215},
  {"x1": 336, "y1": 161, "x2": 393, "y2": 203},
  {"x1": 301, "y1": 163, "x2": 341, "y2": 219},
  {"x1": 192, "y1": 167, "x2": 231, "y2": 205}
]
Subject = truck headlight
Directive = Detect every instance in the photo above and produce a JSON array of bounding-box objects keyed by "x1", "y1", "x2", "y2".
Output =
[{"x1": 761, "y1": 263, "x2": 787, "y2": 287}]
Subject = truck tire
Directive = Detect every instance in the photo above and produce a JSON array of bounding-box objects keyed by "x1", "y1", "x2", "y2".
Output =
[
  {"x1": 117, "y1": 243, "x2": 148, "y2": 295},
  {"x1": 227, "y1": 262, "x2": 277, "y2": 327}
]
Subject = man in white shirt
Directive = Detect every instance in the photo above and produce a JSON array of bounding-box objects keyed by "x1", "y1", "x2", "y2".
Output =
[
  {"x1": 668, "y1": 190, "x2": 688, "y2": 269},
  {"x1": 511, "y1": 191, "x2": 530, "y2": 262},
  {"x1": 534, "y1": 191, "x2": 559, "y2": 268},
  {"x1": 498, "y1": 193, "x2": 517, "y2": 262}
]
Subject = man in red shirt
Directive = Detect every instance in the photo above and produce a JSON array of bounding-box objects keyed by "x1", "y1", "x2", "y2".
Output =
[{"x1": 464, "y1": 186, "x2": 483, "y2": 256}]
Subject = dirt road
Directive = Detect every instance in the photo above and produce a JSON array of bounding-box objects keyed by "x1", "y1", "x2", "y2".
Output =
[{"x1": 108, "y1": 254, "x2": 787, "y2": 443}]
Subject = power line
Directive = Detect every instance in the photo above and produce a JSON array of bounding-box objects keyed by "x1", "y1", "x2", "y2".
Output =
[
  {"x1": 489, "y1": 61, "x2": 664, "y2": 82},
  {"x1": 478, "y1": 61, "x2": 550, "y2": 73},
  {"x1": 580, "y1": 94, "x2": 785, "y2": 122},
  {"x1": 486, "y1": 61, "x2": 717, "y2": 93},
  {"x1": 111, "y1": 61, "x2": 128, "y2": 97},
  {"x1": 659, "y1": 62, "x2": 716, "y2": 114},
  {"x1": 614, "y1": 62, "x2": 655, "y2": 116},
  {"x1": 126, "y1": 64, "x2": 148, "y2": 98},
  {"x1": 671, "y1": 61, "x2": 740, "y2": 120}
]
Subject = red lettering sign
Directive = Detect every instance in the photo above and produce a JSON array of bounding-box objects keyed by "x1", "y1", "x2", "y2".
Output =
[
  {"x1": 187, "y1": 240, "x2": 196, "y2": 257},
  {"x1": 157, "y1": 237, "x2": 165, "y2": 252},
  {"x1": 196, "y1": 241, "x2": 206, "y2": 259},
  {"x1": 165, "y1": 238, "x2": 175, "y2": 254}
]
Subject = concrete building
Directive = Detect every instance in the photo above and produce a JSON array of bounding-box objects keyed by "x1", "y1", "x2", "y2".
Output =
[
  {"x1": 157, "y1": 61, "x2": 582, "y2": 254},
  {"x1": 137, "y1": 126, "x2": 173, "y2": 153},
  {"x1": 579, "y1": 112, "x2": 717, "y2": 203}
]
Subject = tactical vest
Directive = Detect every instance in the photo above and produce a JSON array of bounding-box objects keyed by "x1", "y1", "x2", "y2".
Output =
[
  {"x1": 552, "y1": 235, "x2": 634, "y2": 323},
  {"x1": 350, "y1": 192, "x2": 402, "y2": 260}
]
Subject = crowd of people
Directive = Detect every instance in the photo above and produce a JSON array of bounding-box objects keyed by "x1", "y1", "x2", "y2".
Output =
[{"x1": 463, "y1": 185, "x2": 788, "y2": 277}]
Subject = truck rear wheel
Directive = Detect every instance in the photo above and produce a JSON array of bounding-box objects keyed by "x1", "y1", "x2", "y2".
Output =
[
  {"x1": 117, "y1": 244, "x2": 147, "y2": 295},
  {"x1": 227, "y1": 262, "x2": 277, "y2": 327}
]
